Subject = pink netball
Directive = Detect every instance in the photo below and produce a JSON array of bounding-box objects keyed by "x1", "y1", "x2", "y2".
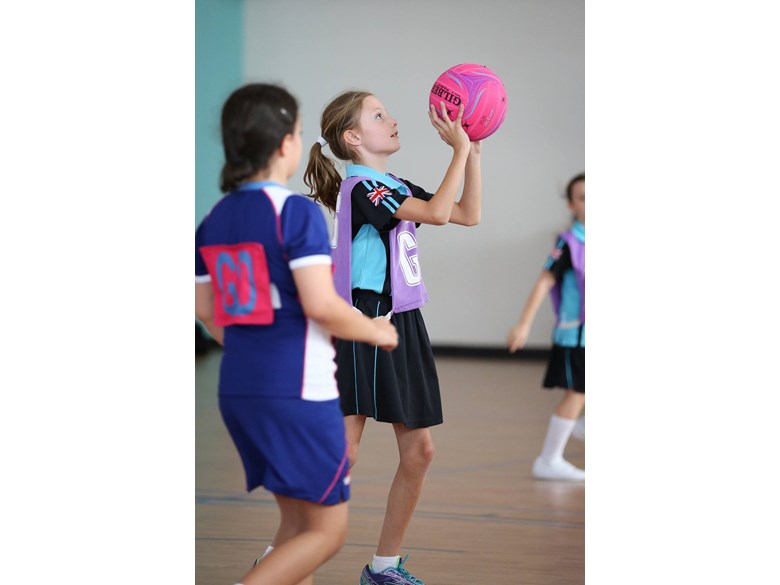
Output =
[{"x1": 429, "y1": 63, "x2": 507, "y2": 141}]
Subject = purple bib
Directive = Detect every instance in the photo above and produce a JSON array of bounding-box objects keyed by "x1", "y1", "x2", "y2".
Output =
[
  {"x1": 550, "y1": 228, "x2": 585, "y2": 322},
  {"x1": 332, "y1": 175, "x2": 429, "y2": 313}
]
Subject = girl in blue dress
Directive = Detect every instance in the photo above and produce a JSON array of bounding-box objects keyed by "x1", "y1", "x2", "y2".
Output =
[{"x1": 195, "y1": 83, "x2": 398, "y2": 585}]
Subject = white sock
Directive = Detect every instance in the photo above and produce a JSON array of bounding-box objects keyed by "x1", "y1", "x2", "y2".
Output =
[
  {"x1": 261, "y1": 545, "x2": 274, "y2": 559},
  {"x1": 539, "y1": 414, "x2": 576, "y2": 463},
  {"x1": 371, "y1": 554, "x2": 400, "y2": 573}
]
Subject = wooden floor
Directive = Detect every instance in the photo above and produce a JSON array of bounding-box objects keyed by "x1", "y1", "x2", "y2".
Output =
[{"x1": 196, "y1": 351, "x2": 584, "y2": 585}]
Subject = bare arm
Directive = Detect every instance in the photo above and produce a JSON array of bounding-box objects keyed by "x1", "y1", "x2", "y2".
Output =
[
  {"x1": 292, "y1": 264, "x2": 398, "y2": 350},
  {"x1": 448, "y1": 140, "x2": 482, "y2": 226},
  {"x1": 394, "y1": 102, "x2": 470, "y2": 226},
  {"x1": 507, "y1": 271, "x2": 556, "y2": 353},
  {"x1": 195, "y1": 282, "x2": 224, "y2": 346}
]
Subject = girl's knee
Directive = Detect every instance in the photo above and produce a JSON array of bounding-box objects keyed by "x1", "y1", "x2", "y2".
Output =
[
  {"x1": 401, "y1": 436, "x2": 435, "y2": 472},
  {"x1": 320, "y1": 505, "x2": 348, "y2": 555},
  {"x1": 420, "y1": 439, "x2": 435, "y2": 467},
  {"x1": 568, "y1": 390, "x2": 585, "y2": 407},
  {"x1": 332, "y1": 515, "x2": 348, "y2": 549}
]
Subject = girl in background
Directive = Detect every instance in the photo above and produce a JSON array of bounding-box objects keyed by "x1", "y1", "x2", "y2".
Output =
[{"x1": 507, "y1": 172, "x2": 585, "y2": 481}]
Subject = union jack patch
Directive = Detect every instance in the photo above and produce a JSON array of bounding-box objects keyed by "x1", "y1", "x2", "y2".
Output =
[
  {"x1": 549, "y1": 247, "x2": 563, "y2": 261},
  {"x1": 366, "y1": 185, "x2": 390, "y2": 206}
]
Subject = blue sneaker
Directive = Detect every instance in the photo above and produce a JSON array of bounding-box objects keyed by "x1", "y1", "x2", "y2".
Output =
[{"x1": 359, "y1": 554, "x2": 425, "y2": 585}]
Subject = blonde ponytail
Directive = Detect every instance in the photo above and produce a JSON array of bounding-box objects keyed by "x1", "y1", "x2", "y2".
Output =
[{"x1": 303, "y1": 90, "x2": 373, "y2": 212}]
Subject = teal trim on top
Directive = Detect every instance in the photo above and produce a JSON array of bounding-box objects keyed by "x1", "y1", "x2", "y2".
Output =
[
  {"x1": 544, "y1": 238, "x2": 567, "y2": 271},
  {"x1": 345, "y1": 164, "x2": 408, "y2": 293},
  {"x1": 553, "y1": 221, "x2": 585, "y2": 347},
  {"x1": 351, "y1": 225, "x2": 386, "y2": 293},
  {"x1": 195, "y1": 0, "x2": 244, "y2": 228},
  {"x1": 553, "y1": 270, "x2": 583, "y2": 347},
  {"x1": 346, "y1": 164, "x2": 409, "y2": 195},
  {"x1": 571, "y1": 220, "x2": 585, "y2": 242}
]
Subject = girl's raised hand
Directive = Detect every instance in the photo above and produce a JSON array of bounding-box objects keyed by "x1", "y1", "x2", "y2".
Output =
[{"x1": 428, "y1": 101, "x2": 470, "y2": 152}]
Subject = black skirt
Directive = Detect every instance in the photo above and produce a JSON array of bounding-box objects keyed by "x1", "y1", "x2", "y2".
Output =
[
  {"x1": 543, "y1": 344, "x2": 585, "y2": 393},
  {"x1": 334, "y1": 290, "x2": 443, "y2": 428}
]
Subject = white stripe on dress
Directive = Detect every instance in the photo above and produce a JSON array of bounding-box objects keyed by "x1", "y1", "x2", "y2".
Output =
[{"x1": 300, "y1": 317, "x2": 339, "y2": 401}]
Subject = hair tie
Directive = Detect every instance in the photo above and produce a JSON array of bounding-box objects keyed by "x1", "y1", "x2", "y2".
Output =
[{"x1": 316, "y1": 136, "x2": 327, "y2": 147}]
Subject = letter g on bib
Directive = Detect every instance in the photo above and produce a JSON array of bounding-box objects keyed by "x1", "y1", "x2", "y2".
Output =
[{"x1": 397, "y1": 230, "x2": 422, "y2": 286}]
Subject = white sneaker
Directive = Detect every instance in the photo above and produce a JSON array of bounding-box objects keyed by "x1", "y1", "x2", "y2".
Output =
[
  {"x1": 571, "y1": 416, "x2": 585, "y2": 442},
  {"x1": 532, "y1": 456, "x2": 585, "y2": 481}
]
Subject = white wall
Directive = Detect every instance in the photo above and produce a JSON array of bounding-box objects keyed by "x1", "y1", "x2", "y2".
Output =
[{"x1": 244, "y1": 0, "x2": 584, "y2": 347}]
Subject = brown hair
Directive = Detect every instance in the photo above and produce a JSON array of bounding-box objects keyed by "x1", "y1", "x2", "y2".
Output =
[
  {"x1": 565, "y1": 172, "x2": 585, "y2": 202},
  {"x1": 303, "y1": 90, "x2": 372, "y2": 212},
  {"x1": 219, "y1": 83, "x2": 297, "y2": 194}
]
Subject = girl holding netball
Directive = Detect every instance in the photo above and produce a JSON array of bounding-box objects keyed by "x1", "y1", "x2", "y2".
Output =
[
  {"x1": 195, "y1": 83, "x2": 397, "y2": 585},
  {"x1": 301, "y1": 91, "x2": 482, "y2": 585}
]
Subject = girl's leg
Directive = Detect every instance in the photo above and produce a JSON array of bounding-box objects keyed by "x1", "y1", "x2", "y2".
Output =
[
  {"x1": 255, "y1": 416, "x2": 363, "y2": 567},
  {"x1": 534, "y1": 390, "x2": 586, "y2": 480},
  {"x1": 344, "y1": 414, "x2": 368, "y2": 468},
  {"x1": 239, "y1": 495, "x2": 348, "y2": 585},
  {"x1": 263, "y1": 504, "x2": 314, "y2": 585},
  {"x1": 375, "y1": 424, "x2": 435, "y2": 556},
  {"x1": 572, "y1": 409, "x2": 585, "y2": 442},
  {"x1": 554, "y1": 389, "x2": 585, "y2": 420}
]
